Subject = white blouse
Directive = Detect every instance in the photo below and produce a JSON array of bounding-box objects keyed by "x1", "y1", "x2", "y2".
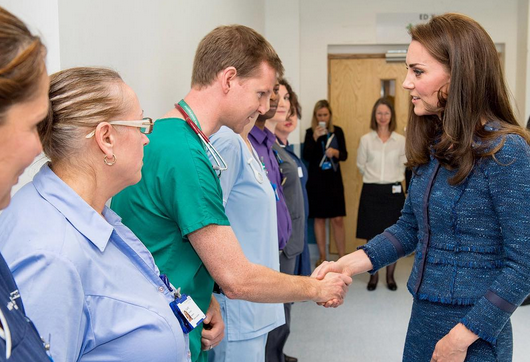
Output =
[{"x1": 357, "y1": 130, "x2": 407, "y2": 184}]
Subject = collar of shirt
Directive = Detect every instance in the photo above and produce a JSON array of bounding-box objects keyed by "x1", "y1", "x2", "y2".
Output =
[
  {"x1": 249, "y1": 125, "x2": 276, "y2": 149},
  {"x1": 33, "y1": 164, "x2": 113, "y2": 252},
  {"x1": 370, "y1": 130, "x2": 397, "y2": 142}
]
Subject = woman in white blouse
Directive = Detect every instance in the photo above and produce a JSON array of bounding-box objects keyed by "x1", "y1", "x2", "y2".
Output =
[{"x1": 356, "y1": 98, "x2": 406, "y2": 291}]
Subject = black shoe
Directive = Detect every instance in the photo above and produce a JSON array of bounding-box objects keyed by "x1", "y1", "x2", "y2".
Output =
[
  {"x1": 522, "y1": 296, "x2": 530, "y2": 306},
  {"x1": 367, "y1": 275, "x2": 378, "y2": 291},
  {"x1": 284, "y1": 354, "x2": 298, "y2": 362},
  {"x1": 387, "y1": 280, "x2": 397, "y2": 291}
]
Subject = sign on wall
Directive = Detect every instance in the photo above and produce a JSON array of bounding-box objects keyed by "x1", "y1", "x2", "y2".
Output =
[{"x1": 376, "y1": 13, "x2": 436, "y2": 43}]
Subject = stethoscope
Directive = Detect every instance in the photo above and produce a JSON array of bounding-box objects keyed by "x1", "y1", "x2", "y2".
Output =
[{"x1": 175, "y1": 100, "x2": 228, "y2": 177}]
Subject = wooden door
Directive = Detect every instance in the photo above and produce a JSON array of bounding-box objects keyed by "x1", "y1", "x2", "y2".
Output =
[{"x1": 328, "y1": 55, "x2": 410, "y2": 253}]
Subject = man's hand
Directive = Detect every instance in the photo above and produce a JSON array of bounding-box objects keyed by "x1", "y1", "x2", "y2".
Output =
[
  {"x1": 311, "y1": 251, "x2": 374, "y2": 307},
  {"x1": 431, "y1": 323, "x2": 477, "y2": 362},
  {"x1": 313, "y1": 272, "x2": 352, "y2": 308},
  {"x1": 201, "y1": 296, "x2": 225, "y2": 351}
]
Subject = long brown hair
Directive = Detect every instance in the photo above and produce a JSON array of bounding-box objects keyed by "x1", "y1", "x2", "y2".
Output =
[
  {"x1": 370, "y1": 98, "x2": 396, "y2": 132},
  {"x1": 405, "y1": 13, "x2": 529, "y2": 184},
  {"x1": 311, "y1": 99, "x2": 334, "y2": 132},
  {"x1": 0, "y1": 6, "x2": 46, "y2": 123}
]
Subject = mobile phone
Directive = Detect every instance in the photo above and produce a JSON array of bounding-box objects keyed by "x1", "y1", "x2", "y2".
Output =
[{"x1": 318, "y1": 121, "x2": 326, "y2": 128}]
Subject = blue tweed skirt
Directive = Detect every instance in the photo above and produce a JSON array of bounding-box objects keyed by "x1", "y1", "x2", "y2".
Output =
[{"x1": 403, "y1": 299, "x2": 512, "y2": 361}]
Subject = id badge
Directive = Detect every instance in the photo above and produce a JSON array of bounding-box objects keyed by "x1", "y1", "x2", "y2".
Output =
[
  {"x1": 169, "y1": 294, "x2": 206, "y2": 334},
  {"x1": 321, "y1": 161, "x2": 332, "y2": 170},
  {"x1": 297, "y1": 166, "x2": 304, "y2": 178},
  {"x1": 392, "y1": 184, "x2": 402, "y2": 194}
]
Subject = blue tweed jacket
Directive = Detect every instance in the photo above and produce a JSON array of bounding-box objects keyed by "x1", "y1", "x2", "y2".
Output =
[{"x1": 361, "y1": 128, "x2": 530, "y2": 344}]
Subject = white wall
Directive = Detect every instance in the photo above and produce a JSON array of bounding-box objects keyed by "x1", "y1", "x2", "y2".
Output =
[
  {"x1": 298, "y1": 0, "x2": 525, "y2": 131},
  {"x1": 58, "y1": 0, "x2": 265, "y2": 120},
  {"x1": 265, "y1": 0, "x2": 301, "y2": 144}
]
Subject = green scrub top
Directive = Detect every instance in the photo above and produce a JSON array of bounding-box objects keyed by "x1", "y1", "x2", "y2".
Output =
[{"x1": 111, "y1": 118, "x2": 230, "y2": 362}]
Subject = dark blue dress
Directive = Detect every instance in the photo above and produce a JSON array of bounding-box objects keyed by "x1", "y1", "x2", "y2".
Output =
[{"x1": 0, "y1": 253, "x2": 51, "y2": 361}]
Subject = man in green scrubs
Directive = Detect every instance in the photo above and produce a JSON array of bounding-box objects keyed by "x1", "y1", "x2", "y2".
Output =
[{"x1": 112, "y1": 25, "x2": 351, "y2": 362}]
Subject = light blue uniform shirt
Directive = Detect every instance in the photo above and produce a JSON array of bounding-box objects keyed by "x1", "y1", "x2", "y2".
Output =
[
  {"x1": 0, "y1": 164, "x2": 190, "y2": 362},
  {"x1": 211, "y1": 127, "x2": 285, "y2": 341}
]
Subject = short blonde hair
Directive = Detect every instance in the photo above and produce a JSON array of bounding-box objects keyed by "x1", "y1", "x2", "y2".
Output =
[
  {"x1": 191, "y1": 25, "x2": 284, "y2": 88},
  {"x1": 39, "y1": 67, "x2": 125, "y2": 163}
]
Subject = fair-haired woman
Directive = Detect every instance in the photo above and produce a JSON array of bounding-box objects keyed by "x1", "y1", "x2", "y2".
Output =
[
  {"x1": 303, "y1": 100, "x2": 348, "y2": 265},
  {"x1": 0, "y1": 67, "x2": 190, "y2": 362},
  {"x1": 356, "y1": 98, "x2": 406, "y2": 291},
  {"x1": 315, "y1": 13, "x2": 530, "y2": 361},
  {"x1": 0, "y1": 6, "x2": 53, "y2": 361}
]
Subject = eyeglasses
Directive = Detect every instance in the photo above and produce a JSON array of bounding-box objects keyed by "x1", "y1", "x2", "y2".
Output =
[{"x1": 85, "y1": 117, "x2": 154, "y2": 138}]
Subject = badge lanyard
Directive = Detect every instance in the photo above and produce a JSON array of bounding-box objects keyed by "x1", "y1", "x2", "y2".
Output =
[
  {"x1": 160, "y1": 274, "x2": 205, "y2": 334},
  {"x1": 174, "y1": 100, "x2": 227, "y2": 177},
  {"x1": 319, "y1": 133, "x2": 333, "y2": 170}
]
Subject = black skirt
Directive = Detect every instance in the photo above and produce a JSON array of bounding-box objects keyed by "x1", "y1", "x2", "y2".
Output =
[{"x1": 356, "y1": 183, "x2": 405, "y2": 240}]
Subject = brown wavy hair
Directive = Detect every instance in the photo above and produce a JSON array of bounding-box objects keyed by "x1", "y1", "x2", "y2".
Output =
[
  {"x1": 370, "y1": 97, "x2": 396, "y2": 132},
  {"x1": 405, "y1": 13, "x2": 530, "y2": 184},
  {"x1": 0, "y1": 6, "x2": 46, "y2": 123}
]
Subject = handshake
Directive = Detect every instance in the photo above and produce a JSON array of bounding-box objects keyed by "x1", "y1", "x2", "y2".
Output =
[{"x1": 309, "y1": 250, "x2": 373, "y2": 308}]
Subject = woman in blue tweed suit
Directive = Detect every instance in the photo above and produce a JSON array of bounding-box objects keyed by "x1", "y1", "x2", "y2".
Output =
[{"x1": 314, "y1": 13, "x2": 530, "y2": 362}]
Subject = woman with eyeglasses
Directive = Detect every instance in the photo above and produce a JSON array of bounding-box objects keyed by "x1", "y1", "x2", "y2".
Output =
[
  {"x1": 0, "y1": 6, "x2": 54, "y2": 361},
  {"x1": 0, "y1": 67, "x2": 190, "y2": 362}
]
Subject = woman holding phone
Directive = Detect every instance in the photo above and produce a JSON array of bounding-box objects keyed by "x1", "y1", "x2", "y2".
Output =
[{"x1": 303, "y1": 100, "x2": 348, "y2": 266}]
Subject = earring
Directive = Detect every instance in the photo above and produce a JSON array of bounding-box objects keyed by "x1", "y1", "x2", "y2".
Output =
[{"x1": 104, "y1": 154, "x2": 116, "y2": 166}]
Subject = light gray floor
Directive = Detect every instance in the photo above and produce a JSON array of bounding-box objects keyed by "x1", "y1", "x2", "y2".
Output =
[{"x1": 284, "y1": 247, "x2": 530, "y2": 361}]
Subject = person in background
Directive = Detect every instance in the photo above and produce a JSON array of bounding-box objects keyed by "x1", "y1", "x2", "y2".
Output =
[
  {"x1": 303, "y1": 100, "x2": 348, "y2": 266},
  {"x1": 208, "y1": 114, "x2": 284, "y2": 362},
  {"x1": 249, "y1": 82, "x2": 293, "y2": 254},
  {"x1": 265, "y1": 79, "x2": 306, "y2": 362},
  {"x1": 356, "y1": 97, "x2": 406, "y2": 291},
  {"x1": 0, "y1": 67, "x2": 191, "y2": 362},
  {"x1": 314, "y1": 13, "x2": 530, "y2": 361},
  {"x1": 275, "y1": 82, "x2": 311, "y2": 277},
  {"x1": 111, "y1": 24, "x2": 351, "y2": 362},
  {"x1": 0, "y1": 6, "x2": 52, "y2": 361}
]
